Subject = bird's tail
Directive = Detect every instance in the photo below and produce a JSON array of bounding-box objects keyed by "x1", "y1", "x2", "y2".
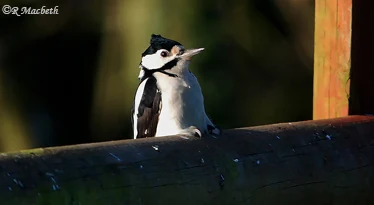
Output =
[{"x1": 205, "y1": 116, "x2": 221, "y2": 136}]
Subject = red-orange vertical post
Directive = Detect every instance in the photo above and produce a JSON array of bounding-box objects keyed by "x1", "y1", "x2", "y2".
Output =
[{"x1": 313, "y1": 0, "x2": 352, "y2": 120}]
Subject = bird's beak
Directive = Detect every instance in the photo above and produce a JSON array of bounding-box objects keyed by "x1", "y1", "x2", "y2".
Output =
[{"x1": 179, "y1": 48, "x2": 204, "y2": 60}]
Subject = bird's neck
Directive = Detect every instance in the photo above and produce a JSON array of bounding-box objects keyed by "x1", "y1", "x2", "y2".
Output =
[{"x1": 139, "y1": 60, "x2": 190, "y2": 81}]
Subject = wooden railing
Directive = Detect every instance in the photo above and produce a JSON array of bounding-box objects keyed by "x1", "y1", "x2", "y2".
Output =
[{"x1": 0, "y1": 116, "x2": 373, "y2": 205}]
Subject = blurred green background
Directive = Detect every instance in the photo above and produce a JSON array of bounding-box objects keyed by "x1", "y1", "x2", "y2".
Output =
[{"x1": 0, "y1": 0, "x2": 315, "y2": 152}]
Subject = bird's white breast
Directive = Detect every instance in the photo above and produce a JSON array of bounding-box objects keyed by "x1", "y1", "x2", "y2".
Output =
[{"x1": 153, "y1": 69, "x2": 207, "y2": 137}]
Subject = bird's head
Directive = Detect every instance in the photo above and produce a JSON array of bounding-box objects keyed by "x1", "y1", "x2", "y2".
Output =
[{"x1": 139, "y1": 34, "x2": 204, "y2": 74}]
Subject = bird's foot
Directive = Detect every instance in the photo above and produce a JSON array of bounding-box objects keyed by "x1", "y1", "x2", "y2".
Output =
[{"x1": 180, "y1": 126, "x2": 202, "y2": 138}]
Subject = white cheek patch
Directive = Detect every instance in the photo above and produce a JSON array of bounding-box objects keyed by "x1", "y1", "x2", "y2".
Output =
[{"x1": 141, "y1": 50, "x2": 175, "y2": 70}]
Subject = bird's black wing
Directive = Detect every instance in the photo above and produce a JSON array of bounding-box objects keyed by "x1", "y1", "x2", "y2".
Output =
[
  {"x1": 133, "y1": 76, "x2": 161, "y2": 138},
  {"x1": 131, "y1": 101, "x2": 135, "y2": 132}
]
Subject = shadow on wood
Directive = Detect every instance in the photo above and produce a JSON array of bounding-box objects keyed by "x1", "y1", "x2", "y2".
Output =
[
  {"x1": 0, "y1": 116, "x2": 373, "y2": 205},
  {"x1": 349, "y1": 1, "x2": 374, "y2": 115}
]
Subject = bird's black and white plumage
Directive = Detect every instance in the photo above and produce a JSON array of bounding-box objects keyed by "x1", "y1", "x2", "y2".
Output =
[{"x1": 131, "y1": 34, "x2": 220, "y2": 139}]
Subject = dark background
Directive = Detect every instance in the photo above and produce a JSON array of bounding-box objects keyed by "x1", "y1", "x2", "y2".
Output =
[{"x1": 0, "y1": 0, "x2": 315, "y2": 152}]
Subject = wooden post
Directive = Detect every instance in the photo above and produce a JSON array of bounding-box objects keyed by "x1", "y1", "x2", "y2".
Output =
[
  {"x1": 313, "y1": 0, "x2": 352, "y2": 119},
  {"x1": 0, "y1": 116, "x2": 374, "y2": 205}
]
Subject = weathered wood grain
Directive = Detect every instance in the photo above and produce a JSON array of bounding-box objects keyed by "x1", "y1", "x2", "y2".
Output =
[
  {"x1": 313, "y1": 0, "x2": 352, "y2": 119},
  {"x1": 0, "y1": 116, "x2": 373, "y2": 205}
]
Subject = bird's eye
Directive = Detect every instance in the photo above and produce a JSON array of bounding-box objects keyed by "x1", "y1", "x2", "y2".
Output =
[{"x1": 160, "y1": 51, "x2": 168, "y2": 57}]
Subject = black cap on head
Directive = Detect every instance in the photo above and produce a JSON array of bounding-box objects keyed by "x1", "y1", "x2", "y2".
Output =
[{"x1": 141, "y1": 34, "x2": 182, "y2": 57}]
